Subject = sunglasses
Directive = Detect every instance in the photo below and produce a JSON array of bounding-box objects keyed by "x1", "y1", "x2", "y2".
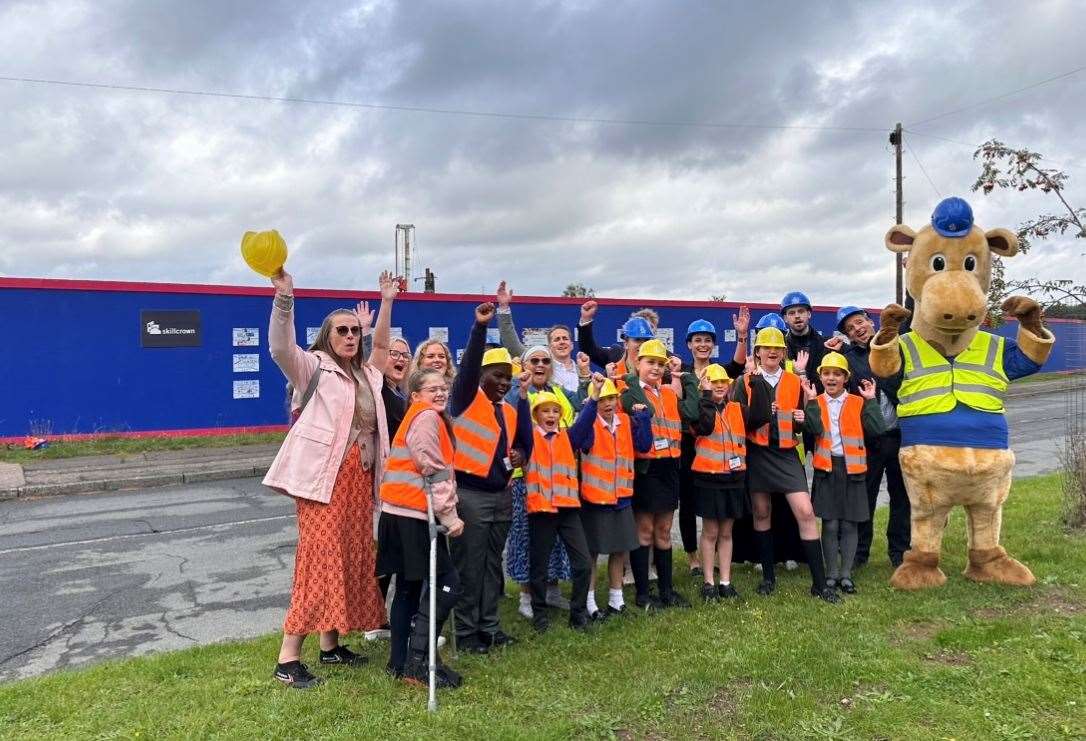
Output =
[
  {"x1": 334, "y1": 325, "x2": 362, "y2": 337},
  {"x1": 389, "y1": 350, "x2": 411, "y2": 361},
  {"x1": 528, "y1": 357, "x2": 552, "y2": 366}
]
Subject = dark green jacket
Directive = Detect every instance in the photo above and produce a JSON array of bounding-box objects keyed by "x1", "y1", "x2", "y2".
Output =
[{"x1": 620, "y1": 371, "x2": 701, "y2": 473}]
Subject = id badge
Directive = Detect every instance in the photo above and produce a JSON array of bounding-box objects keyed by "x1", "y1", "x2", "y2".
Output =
[
  {"x1": 728, "y1": 456, "x2": 743, "y2": 469},
  {"x1": 654, "y1": 438, "x2": 670, "y2": 451},
  {"x1": 503, "y1": 456, "x2": 514, "y2": 472}
]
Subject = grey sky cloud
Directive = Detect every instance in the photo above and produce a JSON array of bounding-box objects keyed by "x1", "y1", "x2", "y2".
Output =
[{"x1": 0, "y1": 0, "x2": 1082, "y2": 313}]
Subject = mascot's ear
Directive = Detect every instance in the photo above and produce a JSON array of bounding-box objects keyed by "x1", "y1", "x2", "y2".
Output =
[
  {"x1": 884, "y1": 224, "x2": 916, "y2": 254},
  {"x1": 986, "y1": 228, "x2": 1019, "y2": 257}
]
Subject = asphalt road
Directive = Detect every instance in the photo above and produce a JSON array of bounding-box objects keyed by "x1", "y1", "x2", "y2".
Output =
[{"x1": 0, "y1": 387, "x2": 1073, "y2": 681}]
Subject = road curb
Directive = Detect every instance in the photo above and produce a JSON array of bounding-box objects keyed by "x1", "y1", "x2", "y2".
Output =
[{"x1": 1, "y1": 461, "x2": 273, "y2": 500}]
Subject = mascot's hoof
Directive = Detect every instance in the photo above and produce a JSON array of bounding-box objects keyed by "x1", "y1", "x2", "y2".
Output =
[
  {"x1": 890, "y1": 550, "x2": 947, "y2": 591},
  {"x1": 964, "y1": 546, "x2": 1035, "y2": 586}
]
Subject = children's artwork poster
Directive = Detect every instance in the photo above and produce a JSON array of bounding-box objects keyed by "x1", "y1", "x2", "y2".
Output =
[
  {"x1": 486, "y1": 328, "x2": 501, "y2": 344},
  {"x1": 656, "y1": 327, "x2": 674, "y2": 352},
  {"x1": 232, "y1": 327, "x2": 259, "y2": 347},
  {"x1": 232, "y1": 380, "x2": 260, "y2": 399},
  {"x1": 306, "y1": 326, "x2": 321, "y2": 345},
  {"x1": 723, "y1": 329, "x2": 737, "y2": 343},
  {"x1": 429, "y1": 326, "x2": 449, "y2": 343},
  {"x1": 232, "y1": 354, "x2": 260, "y2": 373},
  {"x1": 522, "y1": 328, "x2": 550, "y2": 348},
  {"x1": 456, "y1": 349, "x2": 465, "y2": 364}
]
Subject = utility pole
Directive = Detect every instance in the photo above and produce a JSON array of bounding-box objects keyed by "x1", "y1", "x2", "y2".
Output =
[
  {"x1": 890, "y1": 123, "x2": 904, "y2": 305},
  {"x1": 395, "y1": 224, "x2": 415, "y2": 283}
]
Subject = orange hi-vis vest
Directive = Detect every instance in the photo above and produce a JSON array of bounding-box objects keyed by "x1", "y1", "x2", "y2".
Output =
[
  {"x1": 613, "y1": 357, "x2": 633, "y2": 392},
  {"x1": 744, "y1": 371, "x2": 801, "y2": 449},
  {"x1": 580, "y1": 412, "x2": 635, "y2": 505},
  {"x1": 691, "y1": 401, "x2": 747, "y2": 474},
  {"x1": 812, "y1": 394, "x2": 867, "y2": 474},
  {"x1": 452, "y1": 388, "x2": 518, "y2": 477},
  {"x1": 381, "y1": 402, "x2": 455, "y2": 512},
  {"x1": 637, "y1": 383, "x2": 683, "y2": 460},
  {"x1": 524, "y1": 427, "x2": 580, "y2": 514}
]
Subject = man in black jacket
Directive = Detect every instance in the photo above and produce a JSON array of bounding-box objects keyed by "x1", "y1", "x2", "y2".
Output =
[
  {"x1": 780, "y1": 291, "x2": 828, "y2": 389},
  {"x1": 829, "y1": 306, "x2": 911, "y2": 569}
]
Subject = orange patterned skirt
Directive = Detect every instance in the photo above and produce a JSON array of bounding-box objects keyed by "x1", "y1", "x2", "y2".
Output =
[{"x1": 283, "y1": 444, "x2": 385, "y2": 635}]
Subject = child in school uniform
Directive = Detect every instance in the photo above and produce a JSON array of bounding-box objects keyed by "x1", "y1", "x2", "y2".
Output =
[
  {"x1": 731, "y1": 327, "x2": 840, "y2": 603},
  {"x1": 573, "y1": 374, "x2": 653, "y2": 618},
  {"x1": 621, "y1": 339, "x2": 700, "y2": 609},
  {"x1": 806, "y1": 352, "x2": 884, "y2": 594},
  {"x1": 524, "y1": 388, "x2": 596, "y2": 633},
  {"x1": 688, "y1": 364, "x2": 771, "y2": 601}
]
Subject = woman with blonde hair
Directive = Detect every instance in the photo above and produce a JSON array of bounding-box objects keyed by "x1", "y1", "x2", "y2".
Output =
[
  {"x1": 413, "y1": 338, "x2": 457, "y2": 385},
  {"x1": 265, "y1": 268, "x2": 399, "y2": 689}
]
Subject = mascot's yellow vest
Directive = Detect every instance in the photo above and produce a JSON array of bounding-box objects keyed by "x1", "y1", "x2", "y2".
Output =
[{"x1": 898, "y1": 330, "x2": 1008, "y2": 416}]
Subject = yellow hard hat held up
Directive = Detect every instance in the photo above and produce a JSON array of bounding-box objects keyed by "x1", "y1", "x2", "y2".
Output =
[{"x1": 240, "y1": 230, "x2": 288, "y2": 277}]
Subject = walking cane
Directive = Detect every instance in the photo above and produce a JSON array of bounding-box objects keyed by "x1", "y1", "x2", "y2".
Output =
[{"x1": 422, "y1": 470, "x2": 452, "y2": 713}]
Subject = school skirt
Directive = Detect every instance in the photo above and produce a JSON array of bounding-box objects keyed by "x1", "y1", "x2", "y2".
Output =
[
  {"x1": 694, "y1": 478, "x2": 751, "y2": 521},
  {"x1": 746, "y1": 444, "x2": 809, "y2": 494},
  {"x1": 811, "y1": 456, "x2": 870, "y2": 522},
  {"x1": 632, "y1": 458, "x2": 681, "y2": 513},
  {"x1": 580, "y1": 503, "x2": 640, "y2": 554},
  {"x1": 376, "y1": 511, "x2": 455, "y2": 583}
]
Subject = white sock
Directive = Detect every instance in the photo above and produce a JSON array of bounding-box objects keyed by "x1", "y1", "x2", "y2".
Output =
[
  {"x1": 586, "y1": 591, "x2": 598, "y2": 614},
  {"x1": 608, "y1": 588, "x2": 625, "y2": 609},
  {"x1": 519, "y1": 591, "x2": 531, "y2": 607},
  {"x1": 719, "y1": 579, "x2": 730, "y2": 586}
]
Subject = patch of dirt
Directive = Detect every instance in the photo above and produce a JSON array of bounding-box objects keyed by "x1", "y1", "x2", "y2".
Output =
[
  {"x1": 970, "y1": 588, "x2": 1086, "y2": 620},
  {"x1": 890, "y1": 620, "x2": 942, "y2": 645},
  {"x1": 923, "y1": 648, "x2": 972, "y2": 666},
  {"x1": 709, "y1": 678, "x2": 754, "y2": 718}
]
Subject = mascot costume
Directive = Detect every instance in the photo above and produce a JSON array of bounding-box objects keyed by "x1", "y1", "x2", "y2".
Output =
[{"x1": 869, "y1": 197, "x2": 1055, "y2": 590}]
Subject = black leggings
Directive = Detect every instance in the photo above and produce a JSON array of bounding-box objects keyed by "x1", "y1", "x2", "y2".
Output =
[
  {"x1": 388, "y1": 568, "x2": 463, "y2": 673},
  {"x1": 678, "y1": 467, "x2": 699, "y2": 554}
]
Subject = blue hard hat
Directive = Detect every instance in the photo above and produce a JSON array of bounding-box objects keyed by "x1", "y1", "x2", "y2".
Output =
[
  {"x1": 685, "y1": 319, "x2": 716, "y2": 341},
  {"x1": 755, "y1": 313, "x2": 787, "y2": 332},
  {"x1": 622, "y1": 316, "x2": 655, "y2": 340},
  {"x1": 931, "y1": 197, "x2": 974, "y2": 238},
  {"x1": 780, "y1": 291, "x2": 812, "y2": 314},
  {"x1": 835, "y1": 305, "x2": 866, "y2": 333}
]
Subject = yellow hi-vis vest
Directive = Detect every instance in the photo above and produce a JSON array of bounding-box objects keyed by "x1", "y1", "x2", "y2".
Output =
[{"x1": 897, "y1": 330, "x2": 1007, "y2": 417}]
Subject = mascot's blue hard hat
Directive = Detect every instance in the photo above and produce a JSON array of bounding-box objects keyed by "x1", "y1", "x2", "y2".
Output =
[
  {"x1": 756, "y1": 313, "x2": 787, "y2": 331},
  {"x1": 931, "y1": 197, "x2": 974, "y2": 238},
  {"x1": 780, "y1": 291, "x2": 812, "y2": 314},
  {"x1": 836, "y1": 305, "x2": 866, "y2": 333},
  {"x1": 622, "y1": 316, "x2": 655, "y2": 340},
  {"x1": 686, "y1": 319, "x2": 716, "y2": 341}
]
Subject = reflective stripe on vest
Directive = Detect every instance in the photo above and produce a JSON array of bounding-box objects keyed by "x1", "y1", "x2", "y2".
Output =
[
  {"x1": 811, "y1": 394, "x2": 867, "y2": 474},
  {"x1": 898, "y1": 331, "x2": 1007, "y2": 417},
  {"x1": 691, "y1": 401, "x2": 747, "y2": 474},
  {"x1": 452, "y1": 388, "x2": 518, "y2": 476},
  {"x1": 744, "y1": 371, "x2": 801, "y2": 449},
  {"x1": 380, "y1": 402, "x2": 456, "y2": 512},
  {"x1": 580, "y1": 412, "x2": 636, "y2": 505},
  {"x1": 635, "y1": 384, "x2": 683, "y2": 459},
  {"x1": 524, "y1": 428, "x2": 580, "y2": 513}
]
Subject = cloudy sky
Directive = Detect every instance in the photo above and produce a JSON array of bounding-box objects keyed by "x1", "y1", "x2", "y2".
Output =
[{"x1": 1, "y1": 0, "x2": 1083, "y2": 308}]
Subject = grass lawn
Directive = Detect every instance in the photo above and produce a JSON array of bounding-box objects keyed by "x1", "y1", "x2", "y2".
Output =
[
  {"x1": 0, "y1": 432, "x2": 286, "y2": 464},
  {"x1": 1, "y1": 475, "x2": 1083, "y2": 740}
]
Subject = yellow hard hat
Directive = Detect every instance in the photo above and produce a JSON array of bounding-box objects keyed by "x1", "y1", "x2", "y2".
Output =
[
  {"x1": 511, "y1": 358, "x2": 523, "y2": 375},
  {"x1": 637, "y1": 339, "x2": 669, "y2": 361},
  {"x1": 591, "y1": 378, "x2": 620, "y2": 400},
  {"x1": 816, "y1": 351, "x2": 851, "y2": 377},
  {"x1": 754, "y1": 327, "x2": 787, "y2": 349},
  {"x1": 704, "y1": 363, "x2": 731, "y2": 383},
  {"x1": 530, "y1": 391, "x2": 562, "y2": 415},
  {"x1": 240, "y1": 230, "x2": 288, "y2": 278},
  {"x1": 482, "y1": 347, "x2": 513, "y2": 368}
]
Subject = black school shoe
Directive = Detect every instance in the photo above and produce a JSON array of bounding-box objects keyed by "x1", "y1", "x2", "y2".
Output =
[
  {"x1": 838, "y1": 578, "x2": 857, "y2": 594},
  {"x1": 605, "y1": 604, "x2": 627, "y2": 617},
  {"x1": 756, "y1": 580, "x2": 776, "y2": 596},
  {"x1": 634, "y1": 593, "x2": 661, "y2": 611},
  {"x1": 811, "y1": 585, "x2": 842, "y2": 603},
  {"x1": 660, "y1": 591, "x2": 691, "y2": 609},
  {"x1": 689, "y1": 565, "x2": 704, "y2": 578},
  {"x1": 588, "y1": 609, "x2": 609, "y2": 623},
  {"x1": 718, "y1": 584, "x2": 740, "y2": 600},
  {"x1": 274, "y1": 661, "x2": 323, "y2": 689},
  {"x1": 569, "y1": 615, "x2": 591, "y2": 631},
  {"x1": 700, "y1": 583, "x2": 720, "y2": 603},
  {"x1": 319, "y1": 645, "x2": 368, "y2": 666},
  {"x1": 457, "y1": 635, "x2": 489, "y2": 655},
  {"x1": 480, "y1": 630, "x2": 518, "y2": 649},
  {"x1": 825, "y1": 578, "x2": 838, "y2": 590},
  {"x1": 402, "y1": 655, "x2": 461, "y2": 689},
  {"x1": 532, "y1": 614, "x2": 550, "y2": 633}
]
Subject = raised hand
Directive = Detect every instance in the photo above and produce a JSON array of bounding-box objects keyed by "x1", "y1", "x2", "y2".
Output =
[
  {"x1": 746, "y1": 356, "x2": 758, "y2": 375},
  {"x1": 824, "y1": 336, "x2": 844, "y2": 351},
  {"x1": 496, "y1": 280, "x2": 513, "y2": 308},
  {"x1": 1002, "y1": 296, "x2": 1044, "y2": 335},
  {"x1": 795, "y1": 349, "x2": 809, "y2": 374},
  {"x1": 699, "y1": 371, "x2": 713, "y2": 391},
  {"x1": 476, "y1": 302, "x2": 496, "y2": 325},
  {"x1": 668, "y1": 355, "x2": 684, "y2": 375},
  {"x1": 631, "y1": 403, "x2": 647, "y2": 413},
  {"x1": 858, "y1": 378, "x2": 877, "y2": 400},
  {"x1": 800, "y1": 377, "x2": 818, "y2": 403},
  {"x1": 590, "y1": 372, "x2": 606, "y2": 396},
  {"x1": 733, "y1": 305, "x2": 750, "y2": 335},
  {"x1": 379, "y1": 270, "x2": 400, "y2": 301},
  {"x1": 580, "y1": 300, "x2": 598, "y2": 323},
  {"x1": 875, "y1": 303, "x2": 912, "y2": 344},
  {"x1": 605, "y1": 361, "x2": 617, "y2": 379},
  {"x1": 793, "y1": 408, "x2": 806, "y2": 424},
  {"x1": 354, "y1": 300, "x2": 374, "y2": 335},
  {"x1": 271, "y1": 269, "x2": 293, "y2": 296},
  {"x1": 517, "y1": 370, "x2": 532, "y2": 398},
  {"x1": 577, "y1": 351, "x2": 592, "y2": 377}
]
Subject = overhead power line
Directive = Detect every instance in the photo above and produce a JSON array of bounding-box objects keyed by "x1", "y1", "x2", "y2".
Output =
[
  {"x1": 905, "y1": 140, "x2": 941, "y2": 198},
  {"x1": 0, "y1": 75, "x2": 888, "y2": 133},
  {"x1": 906, "y1": 63, "x2": 1086, "y2": 128}
]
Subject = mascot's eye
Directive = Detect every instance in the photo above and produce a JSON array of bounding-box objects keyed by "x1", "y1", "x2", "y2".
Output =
[
  {"x1": 931, "y1": 254, "x2": 946, "y2": 271},
  {"x1": 964, "y1": 255, "x2": 977, "y2": 271}
]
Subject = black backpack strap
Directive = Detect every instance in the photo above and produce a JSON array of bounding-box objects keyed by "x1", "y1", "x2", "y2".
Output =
[{"x1": 296, "y1": 362, "x2": 324, "y2": 417}]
